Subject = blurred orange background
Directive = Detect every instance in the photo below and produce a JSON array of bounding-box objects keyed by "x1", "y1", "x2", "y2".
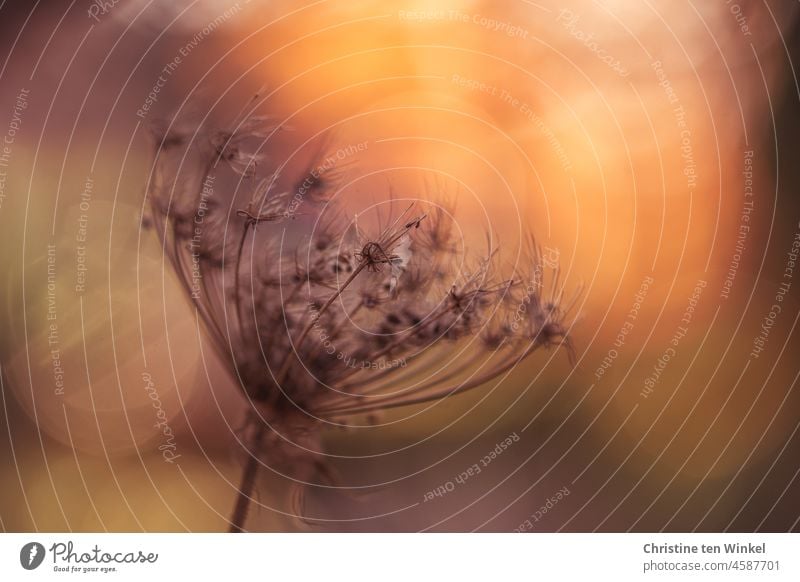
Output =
[{"x1": 1, "y1": 0, "x2": 799, "y2": 531}]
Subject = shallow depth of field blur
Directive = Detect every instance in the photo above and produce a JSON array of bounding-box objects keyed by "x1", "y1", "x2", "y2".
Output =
[{"x1": 1, "y1": 0, "x2": 800, "y2": 532}]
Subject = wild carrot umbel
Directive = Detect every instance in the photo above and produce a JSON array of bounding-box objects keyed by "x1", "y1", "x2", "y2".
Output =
[{"x1": 146, "y1": 113, "x2": 575, "y2": 532}]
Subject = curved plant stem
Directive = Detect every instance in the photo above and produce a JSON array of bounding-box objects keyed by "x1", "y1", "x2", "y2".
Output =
[
  {"x1": 228, "y1": 423, "x2": 266, "y2": 533},
  {"x1": 234, "y1": 220, "x2": 252, "y2": 340}
]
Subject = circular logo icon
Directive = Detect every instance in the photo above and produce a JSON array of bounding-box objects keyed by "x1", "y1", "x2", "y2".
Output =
[{"x1": 19, "y1": 542, "x2": 46, "y2": 570}]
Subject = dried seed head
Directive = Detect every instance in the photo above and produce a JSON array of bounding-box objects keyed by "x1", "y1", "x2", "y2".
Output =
[{"x1": 148, "y1": 115, "x2": 576, "y2": 526}]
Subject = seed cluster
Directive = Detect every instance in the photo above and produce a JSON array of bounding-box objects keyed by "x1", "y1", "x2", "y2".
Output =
[{"x1": 147, "y1": 113, "x2": 574, "y2": 525}]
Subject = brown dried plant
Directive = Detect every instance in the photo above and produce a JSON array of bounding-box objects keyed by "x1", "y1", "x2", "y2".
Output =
[{"x1": 146, "y1": 112, "x2": 574, "y2": 532}]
